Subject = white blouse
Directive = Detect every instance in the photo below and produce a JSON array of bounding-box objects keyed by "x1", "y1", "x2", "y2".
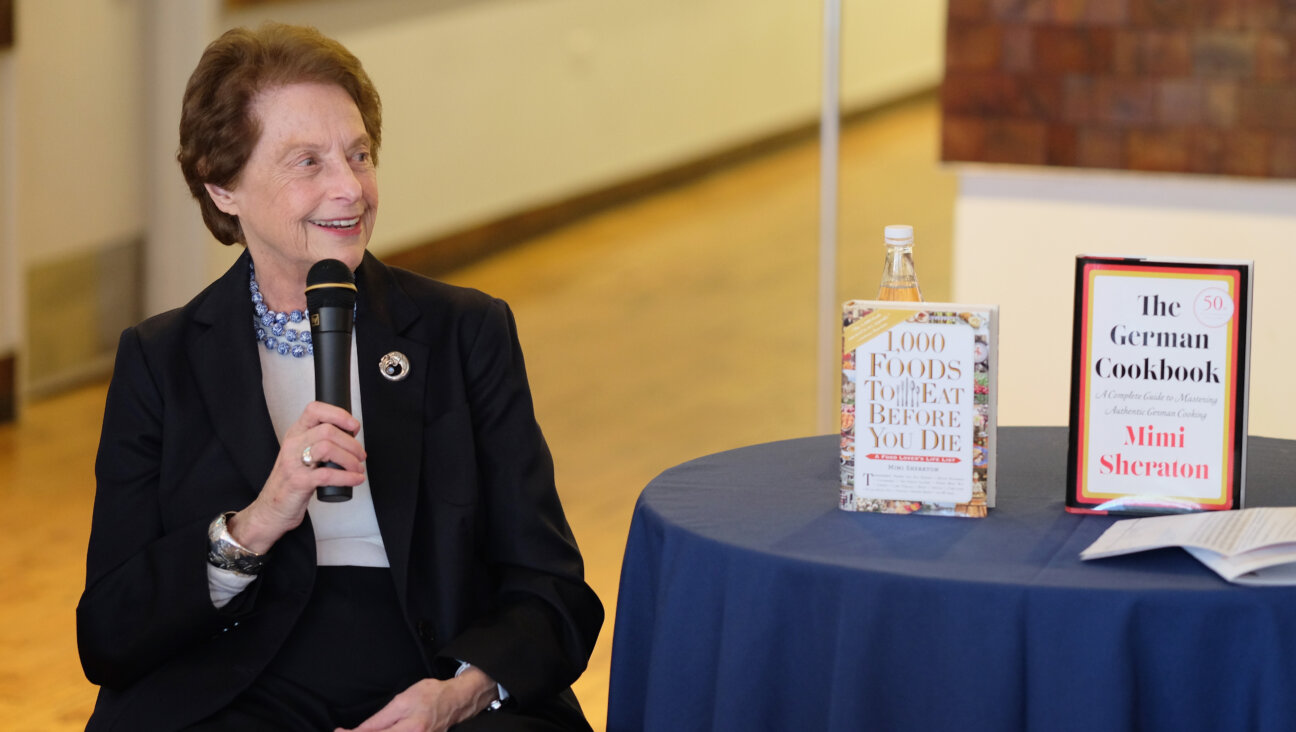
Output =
[{"x1": 209, "y1": 328, "x2": 389, "y2": 607}]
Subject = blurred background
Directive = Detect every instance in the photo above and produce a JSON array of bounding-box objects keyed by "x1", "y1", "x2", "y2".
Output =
[
  {"x1": 0, "y1": 1, "x2": 951, "y2": 728},
  {"x1": 0, "y1": 0, "x2": 948, "y2": 405},
  {"x1": 7, "y1": 0, "x2": 1296, "y2": 728}
]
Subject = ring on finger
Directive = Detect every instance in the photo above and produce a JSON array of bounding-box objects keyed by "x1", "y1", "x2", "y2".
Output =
[{"x1": 301, "y1": 444, "x2": 314, "y2": 468}]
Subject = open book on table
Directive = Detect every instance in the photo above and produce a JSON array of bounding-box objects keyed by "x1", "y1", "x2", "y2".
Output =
[{"x1": 1081, "y1": 507, "x2": 1296, "y2": 586}]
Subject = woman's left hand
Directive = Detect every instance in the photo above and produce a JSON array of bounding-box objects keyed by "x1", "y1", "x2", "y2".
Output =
[{"x1": 335, "y1": 667, "x2": 498, "y2": 732}]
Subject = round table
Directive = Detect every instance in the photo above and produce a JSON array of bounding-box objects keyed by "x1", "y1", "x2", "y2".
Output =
[{"x1": 607, "y1": 427, "x2": 1296, "y2": 732}]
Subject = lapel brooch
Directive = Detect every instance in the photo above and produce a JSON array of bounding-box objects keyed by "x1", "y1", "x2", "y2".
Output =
[{"x1": 379, "y1": 351, "x2": 411, "y2": 382}]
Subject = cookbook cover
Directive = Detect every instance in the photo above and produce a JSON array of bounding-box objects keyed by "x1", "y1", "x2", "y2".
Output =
[
  {"x1": 839, "y1": 301, "x2": 998, "y2": 517},
  {"x1": 1066, "y1": 256, "x2": 1251, "y2": 515}
]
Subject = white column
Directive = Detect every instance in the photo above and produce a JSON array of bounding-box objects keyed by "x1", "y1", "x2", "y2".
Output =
[
  {"x1": 0, "y1": 47, "x2": 20, "y2": 411},
  {"x1": 143, "y1": 0, "x2": 222, "y2": 316},
  {"x1": 817, "y1": 0, "x2": 841, "y2": 434}
]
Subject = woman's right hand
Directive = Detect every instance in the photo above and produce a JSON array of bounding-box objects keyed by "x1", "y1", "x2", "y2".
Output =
[{"x1": 227, "y1": 401, "x2": 367, "y2": 554}]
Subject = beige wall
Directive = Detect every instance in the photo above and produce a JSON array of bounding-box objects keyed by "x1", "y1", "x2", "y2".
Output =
[
  {"x1": 952, "y1": 168, "x2": 1296, "y2": 439},
  {"x1": 15, "y1": 0, "x2": 145, "y2": 268},
  {"x1": 226, "y1": 0, "x2": 947, "y2": 257},
  {"x1": 5, "y1": 1, "x2": 149, "y2": 398}
]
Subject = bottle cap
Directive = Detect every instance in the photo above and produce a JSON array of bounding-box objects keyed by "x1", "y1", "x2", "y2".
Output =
[{"x1": 884, "y1": 225, "x2": 914, "y2": 246}]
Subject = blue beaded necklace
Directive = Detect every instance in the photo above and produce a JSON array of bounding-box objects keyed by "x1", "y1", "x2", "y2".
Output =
[{"x1": 249, "y1": 261, "x2": 313, "y2": 359}]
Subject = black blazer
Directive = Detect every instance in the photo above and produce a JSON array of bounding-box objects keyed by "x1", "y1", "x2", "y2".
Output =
[{"x1": 77, "y1": 251, "x2": 603, "y2": 730}]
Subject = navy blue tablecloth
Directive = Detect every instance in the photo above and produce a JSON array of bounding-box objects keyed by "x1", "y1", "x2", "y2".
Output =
[{"x1": 607, "y1": 427, "x2": 1296, "y2": 732}]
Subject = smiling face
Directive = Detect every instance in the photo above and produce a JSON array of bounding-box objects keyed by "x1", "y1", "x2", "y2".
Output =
[{"x1": 205, "y1": 82, "x2": 377, "y2": 308}]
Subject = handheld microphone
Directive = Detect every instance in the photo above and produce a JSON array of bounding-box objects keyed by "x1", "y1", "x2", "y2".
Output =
[{"x1": 306, "y1": 259, "x2": 357, "y2": 503}]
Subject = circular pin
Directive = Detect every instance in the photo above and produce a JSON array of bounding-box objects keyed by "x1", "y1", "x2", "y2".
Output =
[{"x1": 379, "y1": 351, "x2": 411, "y2": 382}]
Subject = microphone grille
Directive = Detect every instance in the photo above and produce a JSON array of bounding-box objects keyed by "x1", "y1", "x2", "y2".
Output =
[{"x1": 305, "y1": 259, "x2": 357, "y2": 309}]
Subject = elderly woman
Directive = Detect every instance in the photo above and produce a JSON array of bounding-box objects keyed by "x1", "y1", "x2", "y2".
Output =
[{"x1": 77, "y1": 23, "x2": 602, "y2": 732}]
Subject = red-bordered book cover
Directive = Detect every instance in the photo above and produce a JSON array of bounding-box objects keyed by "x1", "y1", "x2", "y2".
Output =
[{"x1": 1066, "y1": 256, "x2": 1252, "y2": 515}]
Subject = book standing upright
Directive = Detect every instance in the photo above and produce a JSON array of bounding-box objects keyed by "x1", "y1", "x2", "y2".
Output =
[{"x1": 840, "y1": 301, "x2": 998, "y2": 517}]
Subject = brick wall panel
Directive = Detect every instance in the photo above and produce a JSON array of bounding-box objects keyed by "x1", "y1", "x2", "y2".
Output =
[
  {"x1": 1202, "y1": 81, "x2": 1240, "y2": 126},
  {"x1": 1002, "y1": 25, "x2": 1036, "y2": 71},
  {"x1": 948, "y1": 25, "x2": 1004, "y2": 72},
  {"x1": 943, "y1": 74, "x2": 1019, "y2": 115},
  {"x1": 1050, "y1": 0, "x2": 1089, "y2": 23},
  {"x1": 1255, "y1": 33, "x2": 1293, "y2": 81},
  {"x1": 1131, "y1": 0, "x2": 1204, "y2": 27},
  {"x1": 1237, "y1": 83, "x2": 1296, "y2": 130},
  {"x1": 993, "y1": 0, "x2": 1052, "y2": 22},
  {"x1": 1077, "y1": 127, "x2": 1127, "y2": 165},
  {"x1": 1187, "y1": 127, "x2": 1225, "y2": 172},
  {"x1": 1127, "y1": 128, "x2": 1192, "y2": 171},
  {"x1": 1223, "y1": 130, "x2": 1273, "y2": 175},
  {"x1": 1203, "y1": 0, "x2": 1243, "y2": 29},
  {"x1": 1085, "y1": 0, "x2": 1132, "y2": 24},
  {"x1": 984, "y1": 119, "x2": 1050, "y2": 163},
  {"x1": 944, "y1": 116, "x2": 989, "y2": 161},
  {"x1": 943, "y1": 0, "x2": 1296, "y2": 176},
  {"x1": 1094, "y1": 78, "x2": 1159, "y2": 125},
  {"x1": 1157, "y1": 78, "x2": 1205, "y2": 124},
  {"x1": 1063, "y1": 75, "x2": 1100, "y2": 123},
  {"x1": 1016, "y1": 75, "x2": 1067, "y2": 118},
  {"x1": 1141, "y1": 31, "x2": 1195, "y2": 75},
  {"x1": 1193, "y1": 32, "x2": 1257, "y2": 77},
  {"x1": 1034, "y1": 28, "x2": 1096, "y2": 72},
  {"x1": 1113, "y1": 30, "x2": 1143, "y2": 73},
  {"x1": 1047, "y1": 124, "x2": 1080, "y2": 164},
  {"x1": 951, "y1": 0, "x2": 993, "y2": 21},
  {"x1": 1245, "y1": 0, "x2": 1281, "y2": 28},
  {"x1": 1269, "y1": 133, "x2": 1296, "y2": 175}
]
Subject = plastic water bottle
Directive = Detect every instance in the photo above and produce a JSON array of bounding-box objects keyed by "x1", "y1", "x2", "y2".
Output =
[{"x1": 876, "y1": 224, "x2": 923, "y2": 302}]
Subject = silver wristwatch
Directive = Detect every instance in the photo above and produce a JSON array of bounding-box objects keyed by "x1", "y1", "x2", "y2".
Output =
[{"x1": 207, "y1": 511, "x2": 266, "y2": 576}]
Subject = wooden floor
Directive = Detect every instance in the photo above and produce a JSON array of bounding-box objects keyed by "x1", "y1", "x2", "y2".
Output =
[{"x1": 0, "y1": 94, "x2": 955, "y2": 731}]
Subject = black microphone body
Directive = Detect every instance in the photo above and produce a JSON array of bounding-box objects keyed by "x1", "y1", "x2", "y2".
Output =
[{"x1": 306, "y1": 259, "x2": 358, "y2": 502}]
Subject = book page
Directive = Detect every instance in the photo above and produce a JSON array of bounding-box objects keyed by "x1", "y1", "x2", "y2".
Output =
[
  {"x1": 1184, "y1": 544, "x2": 1296, "y2": 582},
  {"x1": 1081, "y1": 507, "x2": 1296, "y2": 560}
]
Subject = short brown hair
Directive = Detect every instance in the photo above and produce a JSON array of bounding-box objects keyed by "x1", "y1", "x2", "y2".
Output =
[{"x1": 177, "y1": 23, "x2": 383, "y2": 246}]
